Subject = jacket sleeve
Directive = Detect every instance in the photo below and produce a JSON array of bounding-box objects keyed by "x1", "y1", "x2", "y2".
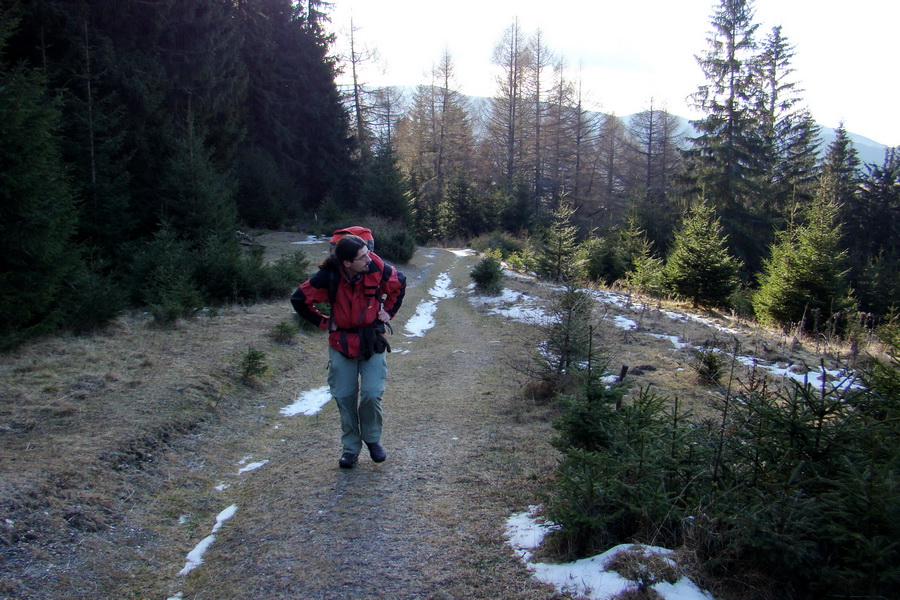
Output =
[
  {"x1": 382, "y1": 266, "x2": 407, "y2": 318},
  {"x1": 290, "y1": 269, "x2": 332, "y2": 330}
]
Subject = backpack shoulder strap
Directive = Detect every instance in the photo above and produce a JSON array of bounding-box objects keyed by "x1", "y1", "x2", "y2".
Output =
[
  {"x1": 377, "y1": 263, "x2": 392, "y2": 297},
  {"x1": 327, "y1": 268, "x2": 340, "y2": 305}
]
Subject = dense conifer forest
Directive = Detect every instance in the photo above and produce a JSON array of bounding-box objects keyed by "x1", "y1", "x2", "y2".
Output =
[{"x1": 1, "y1": 0, "x2": 898, "y2": 346}]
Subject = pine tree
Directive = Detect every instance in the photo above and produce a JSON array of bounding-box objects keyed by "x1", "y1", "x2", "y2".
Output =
[{"x1": 664, "y1": 202, "x2": 742, "y2": 308}]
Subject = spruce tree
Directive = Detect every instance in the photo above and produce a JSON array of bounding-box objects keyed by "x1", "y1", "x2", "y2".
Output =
[
  {"x1": 663, "y1": 202, "x2": 741, "y2": 308},
  {"x1": 574, "y1": 236, "x2": 623, "y2": 285},
  {"x1": 0, "y1": 16, "x2": 81, "y2": 345},
  {"x1": 235, "y1": 0, "x2": 354, "y2": 218},
  {"x1": 854, "y1": 149, "x2": 899, "y2": 260},
  {"x1": 575, "y1": 218, "x2": 647, "y2": 285},
  {"x1": 538, "y1": 201, "x2": 580, "y2": 281},
  {"x1": 855, "y1": 253, "x2": 900, "y2": 318},
  {"x1": 155, "y1": 0, "x2": 247, "y2": 164},
  {"x1": 545, "y1": 287, "x2": 593, "y2": 376},
  {"x1": 822, "y1": 125, "x2": 861, "y2": 204},
  {"x1": 62, "y1": 16, "x2": 135, "y2": 260},
  {"x1": 752, "y1": 191, "x2": 853, "y2": 330},
  {"x1": 438, "y1": 176, "x2": 486, "y2": 240},
  {"x1": 158, "y1": 119, "x2": 238, "y2": 243},
  {"x1": 685, "y1": 0, "x2": 764, "y2": 270},
  {"x1": 626, "y1": 237, "x2": 666, "y2": 298},
  {"x1": 753, "y1": 26, "x2": 820, "y2": 226},
  {"x1": 361, "y1": 140, "x2": 411, "y2": 224},
  {"x1": 845, "y1": 149, "x2": 898, "y2": 316},
  {"x1": 235, "y1": 0, "x2": 302, "y2": 226},
  {"x1": 618, "y1": 217, "x2": 665, "y2": 295}
]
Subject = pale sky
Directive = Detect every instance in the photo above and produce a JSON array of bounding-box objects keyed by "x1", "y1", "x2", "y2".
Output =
[{"x1": 328, "y1": 0, "x2": 897, "y2": 148}]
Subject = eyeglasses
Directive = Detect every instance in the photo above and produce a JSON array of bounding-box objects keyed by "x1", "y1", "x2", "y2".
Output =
[{"x1": 353, "y1": 251, "x2": 371, "y2": 263}]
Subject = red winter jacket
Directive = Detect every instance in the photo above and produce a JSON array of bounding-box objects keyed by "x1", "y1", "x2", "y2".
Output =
[{"x1": 291, "y1": 252, "x2": 406, "y2": 359}]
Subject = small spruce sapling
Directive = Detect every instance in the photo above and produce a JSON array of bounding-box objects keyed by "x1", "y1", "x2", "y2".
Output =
[
  {"x1": 240, "y1": 347, "x2": 268, "y2": 382},
  {"x1": 470, "y1": 253, "x2": 504, "y2": 294}
]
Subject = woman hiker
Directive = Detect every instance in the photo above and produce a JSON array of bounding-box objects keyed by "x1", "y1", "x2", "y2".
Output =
[{"x1": 291, "y1": 233, "x2": 406, "y2": 468}]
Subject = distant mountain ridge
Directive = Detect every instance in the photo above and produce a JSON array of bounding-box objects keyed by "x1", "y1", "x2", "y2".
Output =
[
  {"x1": 388, "y1": 88, "x2": 891, "y2": 166},
  {"x1": 659, "y1": 114, "x2": 891, "y2": 167},
  {"x1": 815, "y1": 127, "x2": 891, "y2": 166}
]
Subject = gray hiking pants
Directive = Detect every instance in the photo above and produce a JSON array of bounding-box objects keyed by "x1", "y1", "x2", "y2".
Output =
[{"x1": 327, "y1": 347, "x2": 387, "y2": 454}]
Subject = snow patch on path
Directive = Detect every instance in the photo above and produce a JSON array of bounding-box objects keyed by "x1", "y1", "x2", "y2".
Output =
[
  {"x1": 281, "y1": 386, "x2": 331, "y2": 416},
  {"x1": 177, "y1": 504, "x2": 238, "y2": 576},
  {"x1": 290, "y1": 235, "x2": 323, "y2": 245},
  {"x1": 404, "y1": 272, "x2": 455, "y2": 337},
  {"x1": 469, "y1": 288, "x2": 548, "y2": 324},
  {"x1": 506, "y1": 507, "x2": 715, "y2": 600}
]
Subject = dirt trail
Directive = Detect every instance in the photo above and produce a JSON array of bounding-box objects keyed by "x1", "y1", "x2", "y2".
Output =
[
  {"x1": 164, "y1": 247, "x2": 557, "y2": 600},
  {"x1": 155, "y1": 246, "x2": 562, "y2": 600},
  {"x1": 4, "y1": 237, "x2": 818, "y2": 599},
  {"x1": 0, "y1": 244, "x2": 549, "y2": 600}
]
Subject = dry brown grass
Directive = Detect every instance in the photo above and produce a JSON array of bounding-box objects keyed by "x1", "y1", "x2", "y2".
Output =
[
  {"x1": 0, "y1": 233, "x2": 867, "y2": 599},
  {"x1": 605, "y1": 546, "x2": 680, "y2": 590}
]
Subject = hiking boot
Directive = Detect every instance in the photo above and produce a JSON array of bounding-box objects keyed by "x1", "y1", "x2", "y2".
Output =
[
  {"x1": 338, "y1": 452, "x2": 359, "y2": 469},
  {"x1": 366, "y1": 442, "x2": 386, "y2": 463}
]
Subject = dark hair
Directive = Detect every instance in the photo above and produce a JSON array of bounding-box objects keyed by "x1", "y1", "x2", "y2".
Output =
[{"x1": 319, "y1": 235, "x2": 366, "y2": 270}]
